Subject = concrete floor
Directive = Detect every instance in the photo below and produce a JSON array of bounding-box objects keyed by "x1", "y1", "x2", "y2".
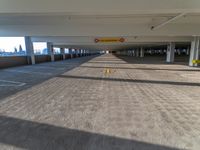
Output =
[{"x1": 0, "y1": 54, "x2": 200, "y2": 150}]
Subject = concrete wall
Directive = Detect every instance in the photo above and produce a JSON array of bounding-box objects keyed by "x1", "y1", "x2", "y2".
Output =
[
  {"x1": 0, "y1": 56, "x2": 28, "y2": 69},
  {"x1": 65, "y1": 54, "x2": 71, "y2": 59},
  {"x1": 35, "y1": 55, "x2": 51, "y2": 64},
  {"x1": 0, "y1": 53, "x2": 90, "y2": 69},
  {"x1": 54, "y1": 54, "x2": 63, "y2": 61}
]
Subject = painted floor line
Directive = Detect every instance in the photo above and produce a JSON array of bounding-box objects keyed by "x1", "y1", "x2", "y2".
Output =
[
  {"x1": 4, "y1": 70, "x2": 53, "y2": 76},
  {"x1": 31, "y1": 66, "x2": 66, "y2": 70},
  {"x1": 0, "y1": 79, "x2": 26, "y2": 87}
]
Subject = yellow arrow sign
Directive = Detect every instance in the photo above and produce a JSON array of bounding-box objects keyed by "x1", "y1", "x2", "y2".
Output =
[{"x1": 95, "y1": 38, "x2": 125, "y2": 43}]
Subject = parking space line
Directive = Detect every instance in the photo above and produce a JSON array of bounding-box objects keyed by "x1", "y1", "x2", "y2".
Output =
[
  {"x1": 4, "y1": 70, "x2": 53, "y2": 76},
  {"x1": 0, "y1": 79, "x2": 26, "y2": 87}
]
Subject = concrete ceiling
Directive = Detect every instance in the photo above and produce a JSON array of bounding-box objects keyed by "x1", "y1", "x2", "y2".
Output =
[{"x1": 0, "y1": 0, "x2": 200, "y2": 51}]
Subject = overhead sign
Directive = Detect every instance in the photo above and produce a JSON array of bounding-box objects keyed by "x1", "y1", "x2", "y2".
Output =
[{"x1": 94, "y1": 38, "x2": 125, "y2": 43}]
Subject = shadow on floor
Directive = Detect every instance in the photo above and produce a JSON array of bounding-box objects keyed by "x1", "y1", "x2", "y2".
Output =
[
  {"x1": 0, "y1": 115, "x2": 181, "y2": 150},
  {"x1": 57, "y1": 75, "x2": 200, "y2": 87},
  {"x1": 115, "y1": 55, "x2": 189, "y2": 66},
  {"x1": 80, "y1": 66, "x2": 200, "y2": 72},
  {"x1": 87, "y1": 61, "x2": 127, "y2": 64},
  {"x1": 0, "y1": 55, "x2": 99, "y2": 101}
]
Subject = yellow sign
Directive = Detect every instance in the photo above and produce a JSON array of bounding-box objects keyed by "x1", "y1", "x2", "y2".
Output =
[
  {"x1": 95, "y1": 38, "x2": 125, "y2": 43},
  {"x1": 192, "y1": 60, "x2": 200, "y2": 64}
]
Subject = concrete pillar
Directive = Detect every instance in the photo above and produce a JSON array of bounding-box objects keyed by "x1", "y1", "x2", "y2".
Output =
[
  {"x1": 87, "y1": 50, "x2": 90, "y2": 55},
  {"x1": 60, "y1": 48, "x2": 65, "y2": 60},
  {"x1": 136, "y1": 49, "x2": 139, "y2": 57},
  {"x1": 78, "y1": 49, "x2": 81, "y2": 56},
  {"x1": 25, "y1": 36, "x2": 35, "y2": 65},
  {"x1": 82, "y1": 50, "x2": 85, "y2": 56},
  {"x1": 68, "y1": 48, "x2": 73, "y2": 58},
  {"x1": 132, "y1": 50, "x2": 135, "y2": 56},
  {"x1": 189, "y1": 37, "x2": 200, "y2": 67},
  {"x1": 177, "y1": 49, "x2": 181, "y2": 55},
  {"x1": 47, "y1": 42, "x2": 54, "y2": 62},
  {"x1": 166, "y1": 42, "x2": 175, "y2": 63},
  {"x1": 76, "y1": 49, "x2": 80, "y2": 57},
  {"x1": 80, "y1": 49, "x2": 83, "y2": 57},
  {"x1": 82, "y1": 49, "x2": 86, "y2": 56},
  {"x1": 186, "y1": 47, "x2": 190, "y2": 55},
  {"x1": 140, "y1": 47, "x2": 144, "y2": 57},
  {"x1": 85, "y1": 50, "x2": 87, "y2": 56}
]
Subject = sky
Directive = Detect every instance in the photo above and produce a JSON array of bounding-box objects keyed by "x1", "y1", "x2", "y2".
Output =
[
  {"x1": 0, "y1": 37, "x2": 25, "y2": 52},
  {"x1": 0, "y1": 37, "x2": 47, "y2": 52},
  {"x1": 33, "y1": 42, "x2": 47, "y2": 51}
]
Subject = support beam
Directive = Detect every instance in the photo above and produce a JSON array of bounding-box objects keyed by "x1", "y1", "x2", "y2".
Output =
[
  {"x1": 151, "y1": 13, "x2": 186, "y2": 30},
  {"x1": 166, "y1": 42, "x2": 175, "y2": 63},
  {"x1": 47, "y1": 42, "x2": 54, "y2": 62},
  {"x1": 25, "y1": 36, "x2": 35, "y2": 65},
  {"x1": 189, "y1": 37, "x2": 200, "y2": 67}
]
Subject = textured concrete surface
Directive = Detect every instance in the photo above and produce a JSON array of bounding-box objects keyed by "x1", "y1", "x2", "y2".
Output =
[{"x1": 0, "y1": 54, "x2": 200, "y2": 150}]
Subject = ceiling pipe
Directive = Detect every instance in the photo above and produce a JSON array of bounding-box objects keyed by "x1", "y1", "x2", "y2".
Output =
[{"x1": 151, "y1": 13, "x2": 187, "y2": 31}]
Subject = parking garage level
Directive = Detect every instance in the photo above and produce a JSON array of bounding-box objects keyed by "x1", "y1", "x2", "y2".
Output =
[{"x1": 0, "y1": 54, "x2": 200, "y2": 150}]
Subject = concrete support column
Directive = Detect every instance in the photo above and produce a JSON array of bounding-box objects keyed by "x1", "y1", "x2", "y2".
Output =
[
  {"x1": 140, "y1": 47, "x2": 144, "y2": 57},
  {"x1": 87, "y1": 50, "x2": 90, "y2": 55},
  {"x1": 177, "y1": 49, "x2": 181, "y2": 55},
  {"x1": 186, "y1": 47, "x2": 190, "y2": 55},
  {"x1": 47, "y1": 42, "x2": 54, "y2": 62},
  {"x1": 136, "y1": 49, "x2": 139, "y2": 57},
  {"x1": 166, "y1": 42, "x2": 175, "y2": 63},
  {"x1": 80, "y1": 49, "x2": 82, "y2": 56},
  {"x1": 60, "y1": 48, "x2": 65, "y2": 60},
  {"x1": 76, "y1": 49, "x2": 80, "y2": 57},
  {"x1": 85, "y1": 50, "x2": 88, "y2": 56},
  {"x1": 189, "y1": 37, "x2": 200, "y2": 67},
  {"x1": 132, "y1": 50, "x2": 135, "y2": 56},
  {"x1": 68, "y1": 48, "x2": 73, "y2": 58},
  {"x1": 82, "y1": 50, "x2": 85, "y2": 56},
  {"x1": 25, "y1": 36, "x2": 35, "y2": 65}
]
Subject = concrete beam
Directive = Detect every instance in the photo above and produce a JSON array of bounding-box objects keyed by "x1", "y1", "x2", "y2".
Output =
[
  {"x1": 151, "y1": 13, "x2": 186, "y2": 30},
  {"x1": 1, "y1": 0, "x2": 200, "y2": 14}
]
